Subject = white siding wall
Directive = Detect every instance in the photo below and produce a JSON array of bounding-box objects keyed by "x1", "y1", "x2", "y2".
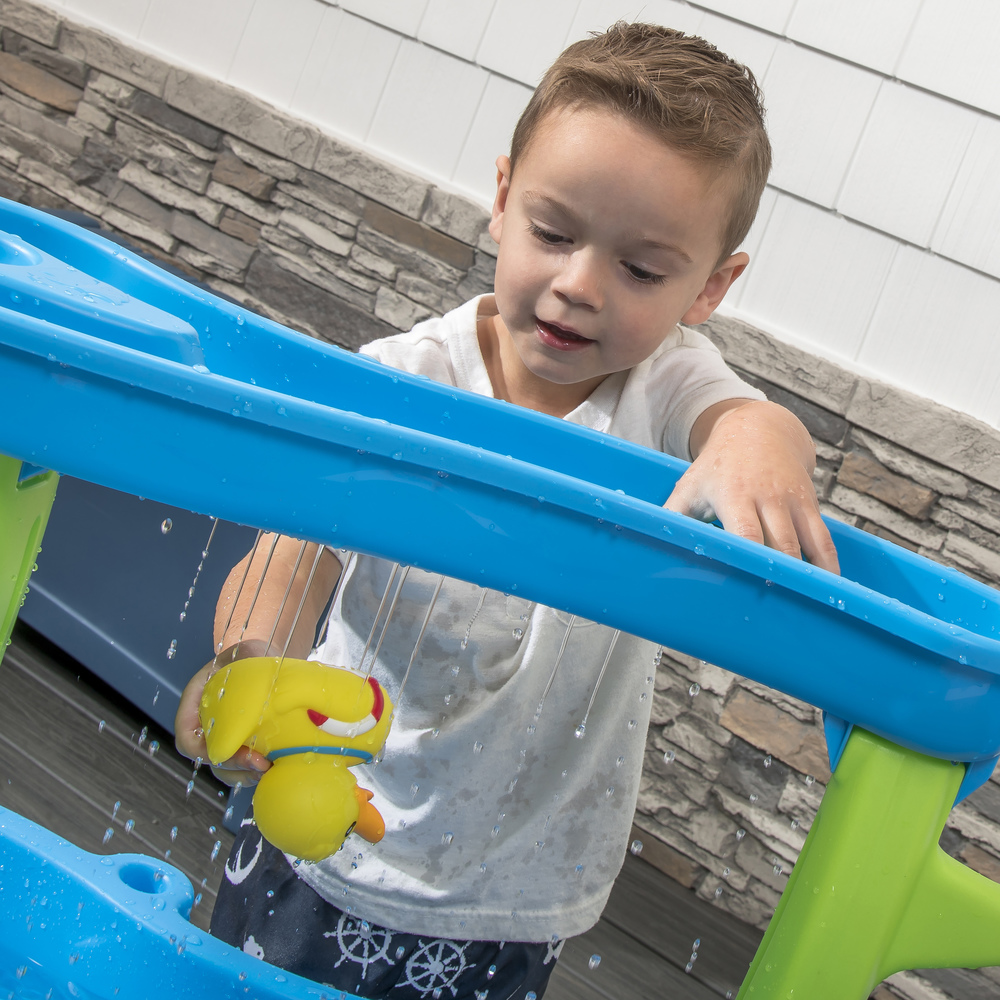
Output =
[{"x1": 36, "y1": 0, "x2": 1000, "y2": 428}]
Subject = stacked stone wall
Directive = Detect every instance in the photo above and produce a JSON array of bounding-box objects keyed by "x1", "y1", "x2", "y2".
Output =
[{"x1": 2, "y1": 2, "x2": 999, "y2": 996}]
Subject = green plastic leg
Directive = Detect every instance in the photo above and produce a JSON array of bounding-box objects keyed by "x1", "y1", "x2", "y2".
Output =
[
  {"x1": 0, "y1": 453, "x2": 58, "y2": 664},
  {"x1": 739, "y1": 728, "x2": 1000, "y2": 999}
]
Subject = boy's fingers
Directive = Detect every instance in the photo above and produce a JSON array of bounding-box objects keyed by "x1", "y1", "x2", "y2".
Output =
[
  {"x1": 793, "y1": 508, "x2": 841, "y2": 575},
  {"x1": 209, "y1": 745, "x2": 270, "y2": 787},
  {"x1": 668, "y1": 484, "x2": 841, "y2": 576},
  {"x1": 175, "y1": 663, "x2": 213, "y2": 763}
]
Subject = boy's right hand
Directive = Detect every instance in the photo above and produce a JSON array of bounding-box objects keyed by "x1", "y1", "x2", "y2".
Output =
[{"x1": 175, "y1": 659, "x2": 271, "y2": 787}]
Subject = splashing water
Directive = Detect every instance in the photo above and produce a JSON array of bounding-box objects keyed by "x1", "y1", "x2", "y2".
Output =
[
  {"x1": 179, "y1": 518, "x2": 218, "y2": 623},
  {"x1": 574, "y1": 629, "x2": 620, "y2": 735},
  {"x1": 461, "y1": 588, "x2": 488, "y2": 650},
  {"x1": 535, "y1": 617, "x2": 577, "y2": 720}
]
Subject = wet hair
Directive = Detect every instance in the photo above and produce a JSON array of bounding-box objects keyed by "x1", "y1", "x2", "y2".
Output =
[{"x1": 509, "y1": 21, "x2": 772, "y2": 261}]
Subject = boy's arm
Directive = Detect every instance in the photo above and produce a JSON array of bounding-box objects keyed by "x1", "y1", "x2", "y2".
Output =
[
  {"x1": 174, "y1": 533, "x2": 342, "y2": 784},
  {"x1": 665, "y1": 399, "x2": 840, "y2": 574}
]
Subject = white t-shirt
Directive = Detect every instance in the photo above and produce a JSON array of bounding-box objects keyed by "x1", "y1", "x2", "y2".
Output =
[{"x1": 298, "y1": 295, "x2": 763, "y2": 941}]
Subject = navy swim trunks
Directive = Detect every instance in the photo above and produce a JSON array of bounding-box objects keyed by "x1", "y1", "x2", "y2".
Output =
[{"x1": 211, "y1": 811, "x2": 563, "y2": 1000}]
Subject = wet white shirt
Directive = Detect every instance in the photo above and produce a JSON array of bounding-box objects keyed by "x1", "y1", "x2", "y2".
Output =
[{"x1": 298, "y1": 295, "x2": 762, "y2": 941}]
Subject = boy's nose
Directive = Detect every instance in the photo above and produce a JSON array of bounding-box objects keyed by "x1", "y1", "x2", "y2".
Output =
[{"x1": 552, "y1": 250, "x2": 603, "y2": 310}]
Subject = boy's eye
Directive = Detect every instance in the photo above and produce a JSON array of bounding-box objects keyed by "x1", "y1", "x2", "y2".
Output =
[
  {"x1": 529, "y1": 223, "x2": 567, "y2": 245},
  {"x1": 624, "y1": 262, "x2": 666, "y2": 285}
]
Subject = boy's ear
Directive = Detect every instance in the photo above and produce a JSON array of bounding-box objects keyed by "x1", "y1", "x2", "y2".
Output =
[
  {"x1": 681, "y1": 252, "x2": 749, "y2": 326},
  {"x1": 488, "y1": 155, "x2": 512, "y2": 246}
]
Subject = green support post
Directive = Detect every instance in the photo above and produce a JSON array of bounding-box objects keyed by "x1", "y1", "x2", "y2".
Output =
[
  {"x1": 0, "y1": 453, "x2": 58, "y2": 664},
  {"x1": 739, "y1": 728, "x2": 1000, "y2": 998}
]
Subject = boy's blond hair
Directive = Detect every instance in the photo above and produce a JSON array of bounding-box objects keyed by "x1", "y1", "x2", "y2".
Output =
[{"x1": 510, "y1": 21, "x2": 772, "y2": 261}]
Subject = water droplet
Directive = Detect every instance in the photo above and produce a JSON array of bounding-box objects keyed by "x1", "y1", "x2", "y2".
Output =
[
  {"x1": 410, "y1": 784, "x2": 419, "y2": 799},
  {"x1": 166, "y1": 639, "x2": 177, "y2": 660},
  {"x1": 630, "y1": 839, "x2": 643, "y2": 855},
  {"x1": 170, "y1": 826, "x2": 178, "y2": 842},
  {"x1": 736, "y1": 828, "x2": 746, "y2": 840},
  {"x1": 763, "y1": 754, "x2": 772, "y2": 767},
  {"x1": 236, "y1": 313, "x2": 245, "y2": 326},
  {"x1": 442, "y1": 832, "x2": 454, "y2": 845},
  {"x1": 714, "y1": 886, "x2": 723, "y2": 898},
  {"x1": 627, "y1": 719, "x2": 637, "y2": 731},
  {"x1": 185, "y1": 780, "x2": 195, "y2": 798},
  {"x1": 512, "y1": 627, "x2": 523, "y2": 642},
  {"x1": 663, "y1": 749, "x2": 676, "y2": 764},
  {"x1": 526, "y1": 993, "x2": 536, "y2": 1000},
  {"x1": 102, "y1": 828, "x2": 114, "y2": 845},
  {"x1": 480, "y1": 862, "x2": 487, "y2": 873},
  {"x1": 395, "y1": 945, "x2": 406, "y2": 960},
  {"x1": 473, "y1": 741, "x2": 483, "y2": 754},
  {"x1": 588, "y1": 954, "x2": 601, "y2": 971},
  {"x1": 112, "y1": 801, "x2": 120, "y2": 819},
  {"x1": 487, "y1": 965, "x2": 496, "y2": 980},
  {"x1": 98, "y1": 720, "x2": 106, "y2": 733},
  {"x1": 148, "y1": 740, "x2": 159, "y2": 756},
  {"x1": 694, "y1": 544, "x2": 705, "y2": 556},
  {"x1": 160, "y1": 518, "x2": 172, "y2": 534},
  {"x1": 575, "y1": 864, "x2": 584, "y2": 876},
  {"x1": 574, "y1": 723, "x2": 586, "y2": 739},
  {"x1": 723, "y1": 867, "x2": 730, "y2": 877},
  {"x1": 615, "y1": 755, "x2": 625, "y2": 768},
  {"x1": 210, "y1": 840, "x2": 222, "y2": 862},
  {"x1": 749, "y1": 793, "x2": 758, "y2": 804},
  {"x1": 805, "y1": 774, "x2": 815, "y2": 786},
  {"x1": 773, "y1": 862, "x2": 783, "y2": 876},
  {"x1": 491, "y1": 825, "x2": 501, "y2": 839},
  {"x1": 790, "y1": 818, "x2": 800, "y2": 830},
  {"x1": 605, "y1": 786, "x2": 614, "y2": 798},
  {"x1": 123, "y1": 819, "x2": 134, "y2": 835},
  {"x1": 688, "y1": 682, "x2": 700, "y2": 697}
]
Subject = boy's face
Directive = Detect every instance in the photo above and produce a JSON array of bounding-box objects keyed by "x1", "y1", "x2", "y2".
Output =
[{"x1": 487, "y1": 105, "x2": 748, "y2": 414}]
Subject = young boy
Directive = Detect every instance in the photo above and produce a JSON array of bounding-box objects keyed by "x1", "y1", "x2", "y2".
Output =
[{"x1": 177, "y1": 22, "x2": 838, "y2": 1000}]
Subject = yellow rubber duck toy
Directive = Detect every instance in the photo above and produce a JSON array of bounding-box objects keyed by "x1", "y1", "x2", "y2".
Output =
[{"x1": 200, "y1": 657, "x2": 393, "y2": 862}]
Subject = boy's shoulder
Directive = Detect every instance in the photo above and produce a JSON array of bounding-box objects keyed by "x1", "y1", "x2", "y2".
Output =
[{"x1": 359, "y1": 294, "x2": 492, "y2": 391}]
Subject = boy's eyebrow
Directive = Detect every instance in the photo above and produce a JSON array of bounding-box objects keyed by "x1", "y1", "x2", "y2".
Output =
[
  {"x1": 522, "y1": 191, "x2": 695, "y2": 265},
  {"x1": 625, "y1": 233, "x2": 694, "y2": 265}
]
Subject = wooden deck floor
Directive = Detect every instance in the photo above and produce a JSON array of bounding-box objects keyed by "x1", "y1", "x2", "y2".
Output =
[{"x1": 0, "y1": 622, "x2": 764, "y2": 997}]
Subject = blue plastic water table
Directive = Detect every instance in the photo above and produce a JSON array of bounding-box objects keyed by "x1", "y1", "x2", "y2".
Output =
[{"x1": 0, "y1": 198, "x2": 998, "y2": 998}]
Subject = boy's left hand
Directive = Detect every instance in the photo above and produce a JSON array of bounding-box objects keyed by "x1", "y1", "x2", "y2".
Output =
[{"x1": 666, "y1": 400, "x2": 840, "y2": 575}]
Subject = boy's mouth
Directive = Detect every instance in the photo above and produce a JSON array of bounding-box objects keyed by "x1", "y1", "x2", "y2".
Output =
[{"x1": 536, "y1": 319, "x2": 594, "y2": 351}]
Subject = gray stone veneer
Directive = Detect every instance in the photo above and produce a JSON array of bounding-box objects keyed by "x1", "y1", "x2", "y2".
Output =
[{"x1": 1, "y1": 2, "x2": 997, "y2": 996}]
